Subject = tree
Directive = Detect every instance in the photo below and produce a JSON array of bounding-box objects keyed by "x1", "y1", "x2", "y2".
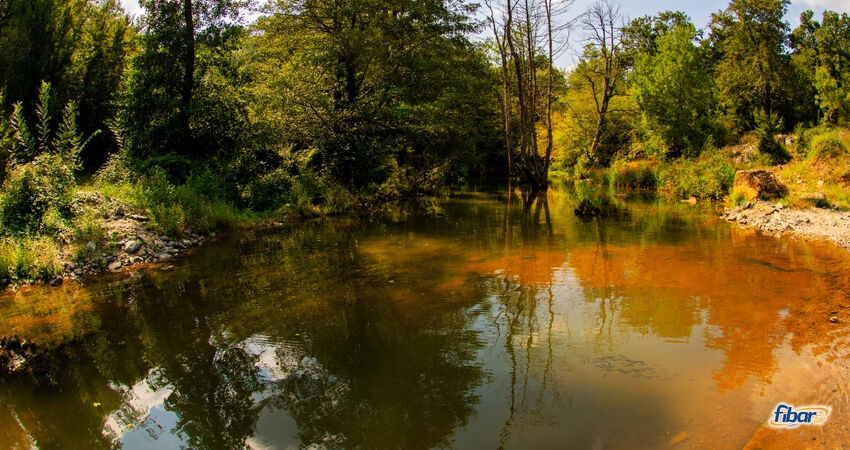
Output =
[
  {"x1": 124, "y1": 0, "x2": 249, "y2": 169},
  {"x1": 575, "y1": 0, "x2": 625, "y2": 163},
  {"x1": 621, "y1": 10, "x2": 693, "y2": 64},
  {"x1": 247, "y1": 0, "x2": 493, "y2": 187},
  {"x1": 792, "y1": 11, "x2": 850, "y2": 124},
  {"x1": 631, "y1": 24, "x2": 716, "y2": 157},
  {"x1": 484, "y1": 0, "x2": 573, "y2": 188},
  {"x1": 0, "y1": 0, "x2": 131, "y2": 170},
  {"x1": 709, "y1": 0, "x2": 799, "y2": 133}
]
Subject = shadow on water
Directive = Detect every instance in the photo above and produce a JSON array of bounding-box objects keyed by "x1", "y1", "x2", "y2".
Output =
[{"x1": 1, "y1": 182, "x2": 850, "y2": 448}]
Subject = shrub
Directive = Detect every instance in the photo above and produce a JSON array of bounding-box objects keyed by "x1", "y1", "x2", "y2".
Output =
[
  {"x1": 238, "y1": 168, "x2": 293, "y2": 211},
  {"x1": 729, "y1": 185, "x2": 756, "y2": 205},
  {"x1": 659, "y1": 150, "x2": 736, "y2": 199},
  {"x1": 136, "y1": 169, "x2": 243, "y2": 235},
  {"x1": 72, "y1": 210, "x2": 106, "y2": 244},
  {"x1": 754, "y1": 109, "x2": 790, "y2": 164},
  {"x1": 0, "y1": 153, "x2": 76, "y2": 234},
  {"x1": 807, "y1": 129, "x2": 848, "y2": 161}
]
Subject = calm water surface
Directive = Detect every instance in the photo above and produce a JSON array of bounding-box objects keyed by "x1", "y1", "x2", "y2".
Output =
[{"x1": 1, "y1": 185, "x2": 849, "y2": 449}]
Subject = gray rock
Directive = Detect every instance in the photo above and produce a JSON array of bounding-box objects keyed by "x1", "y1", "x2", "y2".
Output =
[
  {"x1": 124, "y1": 240, "x2": 143, "y2": 254},
  {"x1": 108, "y1": 261, "x2": 123, "y2": 272},
  {"x1": 156, "y1": 252, "x2": 172, "y2": 261},
  {"x1": 86, "y1": 241, "x2": 97, "y2": 251},
  {"x1": 49, "y1": 276, "x2": 63, "y2": 287}
]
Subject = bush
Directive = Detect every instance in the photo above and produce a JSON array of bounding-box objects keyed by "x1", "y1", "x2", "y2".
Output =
[
  {"x1": 239, "y1": 168, "x2": 293, "y2": 211},
  {"x1": 807, "y1": 129, "x2": 849, "y2": 161},
  {"x1": 72, "y1": 210, "x2": 106, "y2": 244},
  {"x1": 0, "y1": 153, "x2": 76, "y2": 234},
  {"x1": 754, "y1": 109, "x2": 790, "y2": 164},
  {"x1": 659, "y1": 150, "x2": 736, "y2": 199},
  {"x1": 136, "y1": 169, "x2": 243, "y2": 236},
  {"x1": 729, "y1": 185, "x2": 756, "y2": 205}
]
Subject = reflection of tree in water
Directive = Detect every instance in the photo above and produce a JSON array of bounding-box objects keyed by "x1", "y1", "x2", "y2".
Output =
[
  {"x1": 242, "y1": 230, "x2": 488, "y2": 449},
  {"x1": 126, "y1": 276, "x2": 264, "y2": 450},
  {"x1": 83, "y1": 220, "x2": 490, "y2": 449},
  {"x1": 495, "y1": 188, "x2": 563, "y2": 447}
]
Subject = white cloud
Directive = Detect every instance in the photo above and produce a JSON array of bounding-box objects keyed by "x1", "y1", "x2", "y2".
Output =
[{"x1": 794, "y1": 0, "x2": 850, "y2": 13}]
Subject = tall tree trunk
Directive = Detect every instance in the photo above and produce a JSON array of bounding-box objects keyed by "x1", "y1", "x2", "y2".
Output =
[
  {"x1": 181, "y1": 0, "x2": 195, "y2": 139},
  {"x1": 486, "y1": 0, "x2": 515, "y2": 177},
  {"x1": 505, "y1": 0, "x2": 528, "y2": 164},
  {"x1": 543, "y1": 0, "x2": 554, "y2": 184}
]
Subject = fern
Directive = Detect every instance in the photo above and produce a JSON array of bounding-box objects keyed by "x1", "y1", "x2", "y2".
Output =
[
  {"x1": 35, "y1": 82, "x2": 51, "y2": 151},
  {"x1": 54, "y1": 101, "x2": 98, "y2": 170},
  {"x1": 4, "y1": 82, "x2": 98, "y2": 169},
  {"x1": 9, "y1": 102, "x2": 36, "y2": 165}
]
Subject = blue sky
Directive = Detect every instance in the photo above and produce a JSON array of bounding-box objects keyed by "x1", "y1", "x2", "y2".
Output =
[
  {"x1": 118, "y1": 0, "x2": 850, "y2": 27},
  {"x1": 119, "y1": 0, "x2": 849, "y2": 67}
]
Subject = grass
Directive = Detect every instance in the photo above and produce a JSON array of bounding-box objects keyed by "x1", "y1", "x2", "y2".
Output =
[
  {"x1": 607, "y1": 160, "x2": 659, "y2": 189},
  {"x1": 0, "y1": 237, "x2": 62, "y2": 285},
  {"x1": 777, "y1": 127, "x2": 850, "y2": 210}
]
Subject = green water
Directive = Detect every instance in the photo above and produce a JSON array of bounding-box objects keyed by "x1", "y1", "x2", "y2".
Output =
[{"x1": 1, "y1": 185, "x2": 849, "y2": 449}]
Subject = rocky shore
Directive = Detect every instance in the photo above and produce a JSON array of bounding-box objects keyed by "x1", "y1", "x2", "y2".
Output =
[
  {"x1": 721, "y1": 200, "x2": 850, "y2": 249},
  {"x1": 35, "y1": 193, "x2": 220, "y2": 289}
]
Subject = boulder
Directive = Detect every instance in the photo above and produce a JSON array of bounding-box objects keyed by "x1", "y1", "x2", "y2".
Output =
[
  {"x1": 733, "y1": 170, "x2": 788, "y2": 200},
  {"x1": 124, "y1": 240, "x2": 143, "y2": 254},
  {"x1": 574, "y1": 199, "x2": 601, "y2": 217}
]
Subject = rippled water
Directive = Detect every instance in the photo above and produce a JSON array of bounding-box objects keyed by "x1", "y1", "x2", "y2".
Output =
[{"x1": 1, "y1": 185, "x2": 849, "y2": 449}]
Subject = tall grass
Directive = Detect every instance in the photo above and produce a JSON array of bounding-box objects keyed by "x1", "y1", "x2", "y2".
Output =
[
  {"x1": 607, "y1": 160, "x2": 659, "y2": 189},
  {"x1": 0, "y1": 237, "x2": 61, "y2": 285}
]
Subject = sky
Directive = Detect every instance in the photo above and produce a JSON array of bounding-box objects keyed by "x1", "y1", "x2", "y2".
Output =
[
  {"x1": 118, "y1": 0, "x2": 850, "y2": 67},
  {"x1": 118, "y1": 0, "x2": 850, "y2": 27}
]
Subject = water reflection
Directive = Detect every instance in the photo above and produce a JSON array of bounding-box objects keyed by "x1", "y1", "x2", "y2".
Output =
[{"x1": 1, "y1": 184, "x2": 849, "y2": 448}]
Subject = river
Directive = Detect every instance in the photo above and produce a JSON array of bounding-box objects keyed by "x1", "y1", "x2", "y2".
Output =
[{"x1": 1, "y1": 184, "x2": 848, "y2": 448}]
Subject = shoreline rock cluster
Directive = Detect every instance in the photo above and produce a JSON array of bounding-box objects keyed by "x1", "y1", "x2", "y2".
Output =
[
  {"x1": 61, "y1": 227, "x2": 214, "y2": 283},
  {"x1": 47, "y1": 202, "x2": 218, "y2": 287},
  {"x1": 721, "y1": 200, "x2": 850, "y2": 249}
]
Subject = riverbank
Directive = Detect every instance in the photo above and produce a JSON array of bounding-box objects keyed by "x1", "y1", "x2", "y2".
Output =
[{"x1": 722, "y1": 201, "x2": 850, "y2": 250}]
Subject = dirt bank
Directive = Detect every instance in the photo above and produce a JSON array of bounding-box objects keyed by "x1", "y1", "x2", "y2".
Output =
[{"x1": 721, "y1": 201, "x2": 850, "y2": 250}]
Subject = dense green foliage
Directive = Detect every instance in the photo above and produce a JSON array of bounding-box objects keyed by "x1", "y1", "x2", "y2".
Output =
[
  {"x1": 0, "y1": 0, "x2": 849, "y2": 285},
  {"x1": 631, "y1": 24, "x2": 716, "y2": 158}
]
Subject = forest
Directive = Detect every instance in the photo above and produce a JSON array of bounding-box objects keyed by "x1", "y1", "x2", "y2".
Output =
[{"x1": 1, "y1": 0, "x2": 849, "y2": 286}]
